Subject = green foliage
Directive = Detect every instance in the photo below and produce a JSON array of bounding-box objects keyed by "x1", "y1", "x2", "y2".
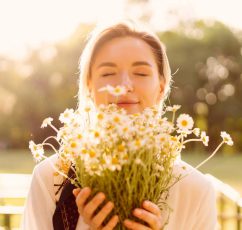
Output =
[{"x1": 0, "y1": 21, "x2": 241, "y2": 152}]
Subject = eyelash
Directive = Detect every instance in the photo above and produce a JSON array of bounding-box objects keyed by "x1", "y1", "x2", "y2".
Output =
[
  {"x1": 101, "y1": 73, "x2": 148, "y2": 77},
  {"x1": 101, "y1": 73, "x2": 115, "y2": 77}
]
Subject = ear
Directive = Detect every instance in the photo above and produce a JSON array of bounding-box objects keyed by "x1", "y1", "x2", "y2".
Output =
[
  {"x1": 87, "y1": 78, "x2": 92, "y2": 96},
  {"x1": 157, "y1": 77, "x2": 165, "y2": 101}
]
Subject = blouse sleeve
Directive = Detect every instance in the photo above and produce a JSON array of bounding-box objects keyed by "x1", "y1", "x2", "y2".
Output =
[
  {"x1": 20, "y1": 159, "x2": 57, "y2": 230},
  {"x1": 194, "y1": 181, "x2": 218, "y2": 230}
]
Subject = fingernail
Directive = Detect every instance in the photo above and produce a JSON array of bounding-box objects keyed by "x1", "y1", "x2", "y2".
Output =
[
  {"x1": 124, "y1": 219, "x2": 132, "y2": 225},
  {"x1": 134, "y1": 209, "x2": 142, "y2": 215},
  {"x1": 83, "y1": 187, "x2": 91, "y2": 193},
  {"x1": 143, "y1": 200, "x2": 149, "y2": 206},
  {"x1": 107, "y1": 202, "x2": 113, "y2": 208},
  {"x1": 98, "y1": 193, "x2": 105, "y2": 199}
]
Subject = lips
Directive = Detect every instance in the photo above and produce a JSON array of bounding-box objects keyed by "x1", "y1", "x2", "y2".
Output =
[{"x1": 117, "y1": 101, "x2": 139, "y2": 104}]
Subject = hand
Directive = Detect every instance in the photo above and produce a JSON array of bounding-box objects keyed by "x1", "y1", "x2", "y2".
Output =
[
  {"x1": 123, "y1": 200, "x2": 163, "y2": 230},
  {"x1": 73, "y1": 187, "x2": 119, "y2": 230}
]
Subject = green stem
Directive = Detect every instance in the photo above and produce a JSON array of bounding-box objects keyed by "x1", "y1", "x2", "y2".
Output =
[
  {"x1": 195, "y1": 141, "x2": 224, "y2": 170},
  {"x1": 172, "y1": 111, "x2": 176, "y2": 124},
  {"x1": 43, "y1": 136, "x2": 61, "y2": 145},
  {"x1": 183, "y1": 139, "x2": 202, "y2": 145},
  {"x1": 49, "y1": 124, "x2": 59, "y2": 133}
]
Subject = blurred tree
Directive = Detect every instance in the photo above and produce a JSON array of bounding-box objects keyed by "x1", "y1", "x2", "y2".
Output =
[
  {"x1": 160, "y1": 21, "x2": 242, "y2": 152},
  {"x1": 0, "y1": 21, "x2": 241, "y2": 153}
]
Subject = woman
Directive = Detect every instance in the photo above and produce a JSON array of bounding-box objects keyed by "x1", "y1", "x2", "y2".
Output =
[{"x1": 21, "y1": 21, "x2": 218, "y2": 230}]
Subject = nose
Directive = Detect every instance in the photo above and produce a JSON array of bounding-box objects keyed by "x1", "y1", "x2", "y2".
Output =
[{"x1": 120, "y1": 72, "x2": 134, "y2": 92}]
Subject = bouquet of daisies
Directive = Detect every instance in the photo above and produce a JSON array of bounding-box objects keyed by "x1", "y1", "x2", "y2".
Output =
[{"x1": 29, "y1": 85, "x2": 233, "y2": 229}]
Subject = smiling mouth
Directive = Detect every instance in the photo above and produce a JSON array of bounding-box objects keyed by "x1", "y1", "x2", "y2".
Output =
[{"x1": 117, "y1": 102, "x2": 140, "y2": 106}]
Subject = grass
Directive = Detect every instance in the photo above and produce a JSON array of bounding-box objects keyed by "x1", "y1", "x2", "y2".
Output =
[
  {"x1": 1, "y1": 149, "x2": 241, "y2": 193},
  {"x1": 0, "y1": 149, "x2": 241, "y2": 229},
  {"x1": 181, "y1": 152, "x2": 242, "y2": 194}
]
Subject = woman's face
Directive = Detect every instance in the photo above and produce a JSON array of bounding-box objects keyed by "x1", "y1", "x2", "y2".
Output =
[{"x1": 89, "y1": 36, "x2": 165, "y2": 114}]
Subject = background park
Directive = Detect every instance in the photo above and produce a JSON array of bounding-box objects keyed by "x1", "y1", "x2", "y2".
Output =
[{"x1": 0, "y1": 0, "x2": 242, "y2": 229}]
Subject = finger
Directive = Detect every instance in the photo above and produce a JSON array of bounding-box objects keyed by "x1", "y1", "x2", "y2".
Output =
[
  {"x1": 133, "y1": 208, "x2": 159, "y2": 229},
  {"x1": 83, "y1": 192, "x2": 106, "y2": 220},
  {"x1": 142, "y1": 200, "x2": 161, "y2": 217},
  {"x1": 91, "y1": 201, "x2": 114, "y2": 228},
  {"x1": 103, "y1": 215, "x2": 119, "y2": 230},
  {"x1": 75, "y1": 187, "x2": 91, "y2": 211},
  {"x1": 73, "y1": 188, "x2": 81, "y2": 197},
  {"x1": 123, "y1": 219, "x2": 151, "y2": 230}
]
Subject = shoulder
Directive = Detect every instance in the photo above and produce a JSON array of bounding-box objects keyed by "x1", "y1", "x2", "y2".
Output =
[
  {"x1": 31, "y1": 154, "x2": 64, "y2": 201},
  {"x1": 33, "y1": 154, "x2": 59, "y2": 179},
  {"x1": 171, "y1": 159, "x2": 216, "y2": 200},
  {"x1": 165, "y1": 160, "x2": 218, "y2": 229}
]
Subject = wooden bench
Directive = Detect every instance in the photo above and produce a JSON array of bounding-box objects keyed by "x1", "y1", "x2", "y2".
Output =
[
  {"x1": 0, "y1": 173, "x2": 32, "y2": 230},
  {"x1": 206, "y1": 174, "x2": 242, "y2": 229}
]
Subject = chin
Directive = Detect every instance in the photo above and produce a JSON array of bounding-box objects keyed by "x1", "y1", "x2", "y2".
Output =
[{"x1": 117, "y1": 105, "x2": 142, "y2": 114}]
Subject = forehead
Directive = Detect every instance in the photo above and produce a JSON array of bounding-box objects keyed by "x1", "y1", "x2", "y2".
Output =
[{"x1": 92, "y1": 36, "x2": 157, "y2": 67}]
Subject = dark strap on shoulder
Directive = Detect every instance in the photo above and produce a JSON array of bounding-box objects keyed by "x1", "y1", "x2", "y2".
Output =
[{"x1": 52, "y1": 168, "x2": 80, "y2": 230}]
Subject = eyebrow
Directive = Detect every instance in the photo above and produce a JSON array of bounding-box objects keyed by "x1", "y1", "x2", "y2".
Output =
[{"x1": 96, "y1": 61, "x2": 152, "y2": 69}]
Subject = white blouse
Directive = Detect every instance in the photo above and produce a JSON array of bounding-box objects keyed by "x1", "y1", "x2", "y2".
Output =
[{"x1": 20, "y1": 154, "x2": 218, "y2": 230}]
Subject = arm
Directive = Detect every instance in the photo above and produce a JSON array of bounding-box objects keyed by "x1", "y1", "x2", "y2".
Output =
[
  {"x1": 194, "y1": 181, "x2": 218, "y2": 230},
  {"x1": 20, "y1": 163, "x2": 56, "y2": 230}
]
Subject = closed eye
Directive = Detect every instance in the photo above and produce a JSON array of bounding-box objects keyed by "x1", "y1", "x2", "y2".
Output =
[
  {"x1": 134, "y1": 73, "x2": 148, "y2": 76},
  {"x1": 101, "y1": 73, "x2": 115, "y2": 77}
]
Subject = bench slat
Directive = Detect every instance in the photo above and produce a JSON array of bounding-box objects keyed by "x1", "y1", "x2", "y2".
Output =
[{"x1": 0, "y1": 206, "x2": 24, "y2": 215}]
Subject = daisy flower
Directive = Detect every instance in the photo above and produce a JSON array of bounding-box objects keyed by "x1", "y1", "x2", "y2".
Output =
[
  {"x1": 98, "y1": 85, "x2": 127, "y2": 96},
  {"x1": 59, "y1": 108, "x2": 74, "y2": 124},
  {"x1": 29, "y1": 140, "x2": 45, "y2": 162},
  {"x1": 220, "y1": 131, "x2": 233, "y2": 146},
  {"x1": 176, "y1": 114, "x2": 194, "y2": 131},
  {"x1": 193, "y1": 128, "x2": 200, "y2": 137},
  {"x1": 111, "y1": 86, "x2": 127, "y2": 96},
  {"x1": 41, "y1": 117, "x2": 53, "y2": 128},
  {"x1": 200, "y1": 131, "x2": 209, "y2": 146},
  {"x1": 166, "y1": 105, "x2": 181, "y2": 112},
  {"x1": 98, "y1": 84, "x2": 113, "y2": 93}
]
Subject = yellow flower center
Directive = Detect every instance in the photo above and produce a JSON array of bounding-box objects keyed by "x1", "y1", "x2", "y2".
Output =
[
  {"x1": 112, "y1": 157, "x2": 119, "y2": 164},
  {"x1": 113, "y1": 116, "x2": 120, "y2": 123},
  {"x1": 135, "y1": 139, "x2": 141, "y2": 147},
  {"x1": 89, "y1": 150, "x2": 96, "y2": 158},
  {"x1": 94, "y1": 131, "x2": 100, "y2": 138},
  {"x1": 171, "y1": 136, "x2": 177, "y2": 141},
  {"x1": 181, "y1": 120, "x2": 188, "y2": 127},
  {"x1": 91, "y1": 164, "x2": 98, "y2": 171},
  {"x1": 85, "y1": 107, "x2": 91, "y2": 112},
  {"x1": 81, "y1": 148, "x2": 87, "y2": 154},
  {"x1": 123, "y1": 127, "x2": 128, "y2": 132},
  {"x1": 114, "y1": 88, "x2": 121, "y2": 93},
  {"x1": 100, "y1": 158, "x2": 106, "y2": 164},
  {"x1": 117, "y1": 144, "x2": 125, "y2": 152},
  {"x1": 70, "y1": 142, "x2": 77, "y2": 148},
  {"x1": 97, "y1": 113, "x2": 104, "y2": 120},
  {"x1": 123, "y1": 154, "x2": 129, "y2": 160}
]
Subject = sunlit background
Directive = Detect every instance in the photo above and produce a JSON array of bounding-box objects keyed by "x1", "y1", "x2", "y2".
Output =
[
  {"x1": 0, "y1": 0, "x2": 242, "y2": 229},
  {"x1": 1, "y1": 0, "x2": 242, "y2": 59}
]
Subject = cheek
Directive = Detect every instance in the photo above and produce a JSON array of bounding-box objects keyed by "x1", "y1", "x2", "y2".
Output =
[
  {"x1": 134, "y1": 78, "x2": 161, "y2": 105},
  {"x1": 92, "y1": 89, "x2": 108, "y2": 105}
]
